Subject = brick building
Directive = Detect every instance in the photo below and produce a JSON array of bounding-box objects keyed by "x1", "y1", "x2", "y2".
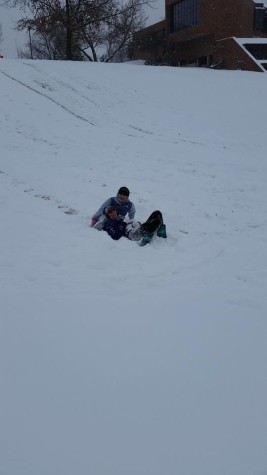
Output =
[{"x1": 133, "y1": 0, "x2": 267, "y2": 72}]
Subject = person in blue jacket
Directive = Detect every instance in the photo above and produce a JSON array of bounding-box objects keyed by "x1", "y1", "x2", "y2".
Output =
[
  {"x1": 90, "y1": 186, "x2": 136, "y2": 229},
  {"x1": 103, "y1": 206, "x2": 167, "y2": 246}
]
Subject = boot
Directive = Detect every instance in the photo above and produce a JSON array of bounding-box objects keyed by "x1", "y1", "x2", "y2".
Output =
[
  {"x1": 139, "y1": 232, "x2": 154, "y2": 246},
  {"x1": 157, "y1": 224, "x2": 167, "y2": 238}
]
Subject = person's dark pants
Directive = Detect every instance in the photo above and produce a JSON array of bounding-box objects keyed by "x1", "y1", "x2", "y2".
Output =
[{"x1": 141, "y1": 210, "x2": 163, "y2": 234}]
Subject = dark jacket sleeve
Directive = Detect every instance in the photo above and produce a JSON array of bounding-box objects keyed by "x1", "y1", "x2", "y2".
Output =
[{"x1": 103, "y1": 219, "x2": 127, "y2": 240}]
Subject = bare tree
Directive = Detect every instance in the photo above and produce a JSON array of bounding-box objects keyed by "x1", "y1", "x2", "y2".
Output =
[
  {"x1": 7, "y1": 0, "x2": 150, "y2": 61},
  {"x1": 78, "y1": 0, "x2": 146, "y2": 62},
  {"x1": 18, "y1": 24, "x2": 83, "y2": 59},
  {"x1": 102, "y1": 0, "x2": 146, "y2": 62}
]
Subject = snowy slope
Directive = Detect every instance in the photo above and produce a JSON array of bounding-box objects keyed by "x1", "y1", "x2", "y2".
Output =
[{"x1": 1, "y1": 59, "x2": 267, "y2": 475}]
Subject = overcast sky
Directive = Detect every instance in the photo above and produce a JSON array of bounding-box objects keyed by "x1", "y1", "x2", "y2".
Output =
[
  {"x1": 0, "y1": 4, "x2": 27, "y2": 58},
  {"x1": 1, "y1": 0, "x2": 267, "y2": 58}
]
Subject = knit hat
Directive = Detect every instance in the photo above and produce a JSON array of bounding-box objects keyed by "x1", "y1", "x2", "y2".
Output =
[{"x1": 118, "y1": 186, "x2": 130, "y2": 197}]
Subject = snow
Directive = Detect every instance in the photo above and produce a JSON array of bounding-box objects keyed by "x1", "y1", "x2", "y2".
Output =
[
  {"x1": 235, "y1": 38, "x2": 267, "y2": 44},
  {"x1": 1, "y1": 59, "x2": 267, "y2": 475}
]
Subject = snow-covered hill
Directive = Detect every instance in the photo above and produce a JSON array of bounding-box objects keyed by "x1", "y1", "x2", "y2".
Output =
[{"x1": 1, "y1": 59, "x2": 267, "y2": 475}]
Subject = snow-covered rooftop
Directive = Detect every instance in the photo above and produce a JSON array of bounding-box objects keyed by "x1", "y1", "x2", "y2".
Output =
[{"x1": 234, "y1": 37, "x2": 267, "y2": 45}]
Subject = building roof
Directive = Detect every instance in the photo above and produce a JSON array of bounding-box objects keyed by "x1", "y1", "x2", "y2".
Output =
[
  {"x1": 234, "y1": 37, "x2": 267, "y2": 44},
  {"x1": 217, "y1": 37, "x2": 267, "y2": 72},
  {"x1": 235, "y1": 37, "x2": 267, "y2": 72}
]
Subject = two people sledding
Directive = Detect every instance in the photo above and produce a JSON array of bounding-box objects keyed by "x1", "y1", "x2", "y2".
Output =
[{"x1": 91, "y1": 186, "x2": 167, "y2": 246}]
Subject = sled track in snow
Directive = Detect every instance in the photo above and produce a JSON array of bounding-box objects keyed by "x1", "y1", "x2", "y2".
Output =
[
  {"x1": 0, "y1": 70, "x2": 95, "y2": 126},
  {"x1": 0, "y1": 169, "x2": 82, "y2": 219}
]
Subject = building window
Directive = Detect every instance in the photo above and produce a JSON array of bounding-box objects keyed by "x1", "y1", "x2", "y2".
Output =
[
  {"x1": 254, "y1": 7, "x2": 265, "y2": 31},
  {"x1": 244, "y1": 44, "x2": 267, "y2": 60},
  {"x1": 171, "y1": 0, "x2": 199, "y2": 33}
]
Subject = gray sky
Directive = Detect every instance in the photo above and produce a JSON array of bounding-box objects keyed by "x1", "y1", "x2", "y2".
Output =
[{"x1": 0, "y1": 4, "x2": 27, "y2": 57}]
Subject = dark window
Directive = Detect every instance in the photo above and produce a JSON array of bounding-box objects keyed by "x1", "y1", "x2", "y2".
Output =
[
  {"x1": 254, "y1": 7, "x2": 265, "y2": 30},
  {"x1": 171, "y1": 0, "x2": 199, "y2": 33},
  {"x1": 244, "y1": 44, "x2": 267, "y2": 60}
]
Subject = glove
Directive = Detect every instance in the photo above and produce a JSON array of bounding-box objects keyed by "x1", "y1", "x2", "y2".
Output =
[
  {"x1": 131, "y1": 220, "x2": 141, "y2": 231},
  {"x1": 91, "y1": 218, "x2": 97, "y2": 227}
]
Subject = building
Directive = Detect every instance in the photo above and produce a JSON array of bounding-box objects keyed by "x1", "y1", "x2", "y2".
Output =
[{"x1": 133, "y1": 0, "x2": 267, "y2": 72}]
